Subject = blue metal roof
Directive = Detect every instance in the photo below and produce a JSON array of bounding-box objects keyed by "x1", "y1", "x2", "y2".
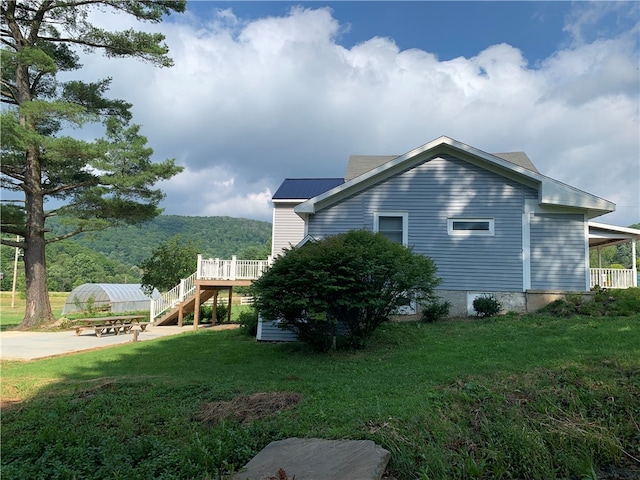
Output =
[{"x1": 272, "y1": 178, "x2": 344, "y2": 200}]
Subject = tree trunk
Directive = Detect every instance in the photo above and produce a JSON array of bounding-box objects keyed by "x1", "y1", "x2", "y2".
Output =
[
  {"x1": 13, "y1": 30, "x2": 55, "y2": 328},
  {"x1": 17, "y1": 147, "x2": 55, "y2": 329}
]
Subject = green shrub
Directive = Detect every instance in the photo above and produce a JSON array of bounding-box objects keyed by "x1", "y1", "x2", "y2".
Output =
[
  {"x1": 198, "y1": 303, "x2": 229, "y2": 324},
  {"x1": 215, "y1": 303, "x2": 229, "y2": 323},
  {"x1": 473, "y1": 295, "x2": 501, "y2": 318},
  {"x1": 539, "y1": 287, "x2": 640, "y2": 317},
  {"x1": 421, "y1": 298, "x2": 451, "y2": 323},
  {"x1": 253, "y1": 230, "x2": 441, "y2": 351},
  {"x1": 606, "y1": 287, "x2": 640, "y2": 315},
  {"x1": 238, "y1": 307, "x2": 259, "y2": 336},
  {"x1": 199, "y1": 305, "x2": 213, "y2": 323}
]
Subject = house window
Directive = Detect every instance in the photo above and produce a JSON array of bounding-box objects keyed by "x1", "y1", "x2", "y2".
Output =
[
  {"x1": 374, "y1": 212, "x2": 408, "y2": 245},
  {"x1": 448, "y1": 218, "x2": 495, "y2": 236}
]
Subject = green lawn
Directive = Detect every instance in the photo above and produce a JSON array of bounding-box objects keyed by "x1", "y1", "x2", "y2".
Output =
[
  {"x1": 0, "y1": 292, "x2": 67, "y2": 330},
  {"x1": 1, "y1": 314, "x2": 639, "y2": 479},
  {"x1": 0, "y1": 292, "x2": 251, "y2": 330}
]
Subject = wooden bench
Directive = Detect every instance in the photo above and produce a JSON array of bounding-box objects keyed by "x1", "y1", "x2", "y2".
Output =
[{"x1": 72, "y1": 316, "x2": 149, "y2": 337}]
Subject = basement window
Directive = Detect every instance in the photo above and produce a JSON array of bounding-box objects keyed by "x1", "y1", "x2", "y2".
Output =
[{"x1": 448, "y1": 218, "x2": 494, "y2": 236}]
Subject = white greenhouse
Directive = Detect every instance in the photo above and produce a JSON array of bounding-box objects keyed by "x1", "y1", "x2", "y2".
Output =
[{"x1": 62, "y1": 283, "x2": 160, "y2": 316}]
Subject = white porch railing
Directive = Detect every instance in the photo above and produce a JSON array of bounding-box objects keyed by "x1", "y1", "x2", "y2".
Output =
[
  {"x1": 589, "y1": 268, "x2": 637, "y2": 289},
  {"x1": 150, "y1": 255, "x2": 271, "y2": 322},
  {"x1": 197, "y1": 255, "x2": 272, "y2": 281}
]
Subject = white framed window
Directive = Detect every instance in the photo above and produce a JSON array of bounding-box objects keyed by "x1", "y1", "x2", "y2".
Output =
[
  {"x1": 374, "y1": 212, "x2": 408, "y2": 245},
  {"x1": 448, "y1": 218, "x2": 495, "y2": 236}
]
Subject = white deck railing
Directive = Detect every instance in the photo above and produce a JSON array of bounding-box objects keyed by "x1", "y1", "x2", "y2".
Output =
[
  {"x1": 197, "y1": 255, "x2": 272, "y2": 281},
  {"x1": 151, "y1": 255, "x2": 271, "y2": 322},
  {"x1": 590, "y1": 268, "x2": 637, "y2": 289}
]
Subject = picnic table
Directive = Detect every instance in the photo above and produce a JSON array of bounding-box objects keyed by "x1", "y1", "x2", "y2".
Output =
[{"x1": 72, "y1": 315, "x2": 150, "y2": 337}]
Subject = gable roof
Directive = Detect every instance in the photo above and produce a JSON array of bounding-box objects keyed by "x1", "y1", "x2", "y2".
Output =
[
  {"x1": 272, "y1": 178, "x2": 344, "y2": 200},
  {"x1": 294, "y1": 136, "x2": 615, "y2": 219},
  {"x1": 345, "y1": 152, "x2": 538, "y2": 182}
]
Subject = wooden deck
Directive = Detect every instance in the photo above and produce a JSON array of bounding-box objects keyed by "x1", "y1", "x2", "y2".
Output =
[{"x1": 152, "y1": 255, "x2": 269, "y2": 326}]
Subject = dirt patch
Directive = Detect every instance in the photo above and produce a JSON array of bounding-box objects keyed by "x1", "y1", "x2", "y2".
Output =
[
  {"x1": 0, "y1": 398, "x2": 22, "y2": 411},
  {"x1": 195, "y1": 391, "x2": 301, "y2": 425}
]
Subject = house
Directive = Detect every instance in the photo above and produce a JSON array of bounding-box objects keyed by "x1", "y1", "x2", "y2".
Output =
[{"x1": 260, "y1": 136, "x2": 638, "y2": 340}]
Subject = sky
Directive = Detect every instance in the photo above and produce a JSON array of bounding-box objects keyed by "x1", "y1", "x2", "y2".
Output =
[{"x1": 55, "y1": 2, "x2": 640, "y2": 226}]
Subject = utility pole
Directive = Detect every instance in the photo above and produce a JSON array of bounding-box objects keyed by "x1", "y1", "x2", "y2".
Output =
[{"x1": 11, "y1": 236, "x2": 20, "y2": 309}]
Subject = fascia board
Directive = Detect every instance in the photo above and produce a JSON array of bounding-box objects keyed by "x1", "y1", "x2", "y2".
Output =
[
  {"x1": 539, "y1": 180, "x2": 615, "y2": 213},
  {"x1": 295, "y1": 135, "x2": 615, "y2": 217},
  {"x1": 589, "y1": 221, "x2": 640, "y2": 238},
  {"x1": 296, "y1": 136, "x2": 541, "y2": 214},
  {"x1": 272, "y1": 198, "x2": 306, "y2": 204}
]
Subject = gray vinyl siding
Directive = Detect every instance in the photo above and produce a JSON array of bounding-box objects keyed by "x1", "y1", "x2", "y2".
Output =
[
  {"x1": 272, "y1": 203, "x2": 306, "y2": 258},
  {"x1": 257, "y1": 318, "x2": 350, "y2": 342},
  {"x1": 530, "y1": 213, "x2": 587, "y2": 291},
  {"x1": 257, "y1": 318, "x2": 299, "y2": 342},
  {"x1": 307, "y1": 155, "x2": 538, "y2": 292}
]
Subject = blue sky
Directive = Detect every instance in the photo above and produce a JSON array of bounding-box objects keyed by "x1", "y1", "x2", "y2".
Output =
[
  {"x1": 30, "y1": 2, "x2": 640, "y2": 225},
  {"x1": 186, "y1": 1, "x2": 573, "y2": 63}
]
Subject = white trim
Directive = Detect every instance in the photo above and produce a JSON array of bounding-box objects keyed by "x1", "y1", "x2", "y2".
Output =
[
  {"x1": 270, "y1": 204, "x2": 277, "y2": 258},
  {"x1": 374, "y1": 211, "x2": 409, "y2": 246},
  {"x1": 447, "y1": 218, "x2": 495, "y2": 236},
  {"x1": 295, "y1": 234, "x2": 322, "y2": 248},
  {"x1": 632, "y1": 240, "x2": 637, "y2": 287},
  {"x1": 583, "y1": 214, "x2": 590, "y2": 290},
  {"x1": 522, "y1": 199, "x2": 535, "y2": 290},
  {"x1": 256, "y1": 316, "x2": 263, "y2": 340},
  {"x1": 589, "y1": 222, "x2": 640, "y2": 237},
  {"x1": 272, "y1": 198, "x2": 308, "y2": 203},
  {"x1": 293, "y1": 136, "x2": 615, "y2": 218}
]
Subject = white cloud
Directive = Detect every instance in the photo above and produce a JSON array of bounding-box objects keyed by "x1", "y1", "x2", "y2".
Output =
[
  {"x1": 157, "y1": 165, "x2": 273, "y2": 220},
  {"x1": 65, "y1": 3, "x2": 638, "y2": 225}
]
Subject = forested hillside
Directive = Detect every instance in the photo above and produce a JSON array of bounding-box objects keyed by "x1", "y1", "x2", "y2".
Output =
[
  {"x1": 1, "y1": 216, "x2": 271, "y2": 292},
  {"x1": 48, "y1": 215, "x2": 272, "y2": 266}
]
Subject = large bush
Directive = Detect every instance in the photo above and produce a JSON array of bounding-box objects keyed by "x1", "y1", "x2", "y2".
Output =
[{"x1": 253, "y1": 230, "x2": 441, "y2": 351}]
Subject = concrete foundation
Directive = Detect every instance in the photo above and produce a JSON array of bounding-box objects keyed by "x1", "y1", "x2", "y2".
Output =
[{"x1": 432, "y1": 289, "x2": 593, "y2": 317}]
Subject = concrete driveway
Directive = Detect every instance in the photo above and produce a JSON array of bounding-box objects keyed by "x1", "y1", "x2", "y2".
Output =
[{"x1": 0, "y1": 324, "x2": 238, "y2": 361}]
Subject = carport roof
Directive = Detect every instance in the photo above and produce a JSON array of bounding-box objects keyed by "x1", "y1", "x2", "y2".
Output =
[{"x1": 589, "y1": 222, "x2": 640, "y2": 248}]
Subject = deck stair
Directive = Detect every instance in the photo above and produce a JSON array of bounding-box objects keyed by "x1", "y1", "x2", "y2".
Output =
[
  {"x1": 154, "y1": 288, "x2": 216, "y2": 326},
  {"x1": 151, "y1": 255, "x2": 271, "y2": 326}
]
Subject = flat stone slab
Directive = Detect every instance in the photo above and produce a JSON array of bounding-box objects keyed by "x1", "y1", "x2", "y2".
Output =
[{"x1": 233, "y1": 438, "x2": 390, "y2": 480}]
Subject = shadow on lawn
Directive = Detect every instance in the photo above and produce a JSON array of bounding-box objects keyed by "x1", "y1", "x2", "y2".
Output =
[{"x1": 2, "y1": 318, "x2": 640, "y2": 479}]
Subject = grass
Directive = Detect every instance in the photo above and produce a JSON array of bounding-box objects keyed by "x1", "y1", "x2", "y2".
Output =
[
  {"x1": 1, "y1": 313, "x2": 639, "y2": 479},
  {"x1": 0, "y1": 292, "x2": 67, "y2": 330},
  {"x1": 0, "y1": 292, "x2": 251, "y2": 330}
]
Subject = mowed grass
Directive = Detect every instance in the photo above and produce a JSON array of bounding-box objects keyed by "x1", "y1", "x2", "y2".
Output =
[
  {"x1": 0, "y1": 291, "x2": 67, "y2": 330},
  {"x1": 1, "y1": 314, "x2": 639, "y2": 479},
  {"x1": 0, "y1": 292, "x2": 250, "y2": 330}
]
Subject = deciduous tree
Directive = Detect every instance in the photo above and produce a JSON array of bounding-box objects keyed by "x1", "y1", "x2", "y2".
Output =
[
  {"x1": 0, "y1": 1, "x2": 185, "y2": 328},
  {"x1": 138, "y1": 235, "x2": 200, "y2": 294}
]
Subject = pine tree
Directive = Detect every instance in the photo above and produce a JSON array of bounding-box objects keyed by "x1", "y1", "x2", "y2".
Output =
[{"x1": 1, "y1": 1, "x2": 186, "y2": 328}]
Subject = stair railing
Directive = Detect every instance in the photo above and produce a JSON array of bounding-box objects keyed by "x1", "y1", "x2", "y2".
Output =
[{"x1": 150, "y1": 271, "x2": 197, "y2": 322}]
